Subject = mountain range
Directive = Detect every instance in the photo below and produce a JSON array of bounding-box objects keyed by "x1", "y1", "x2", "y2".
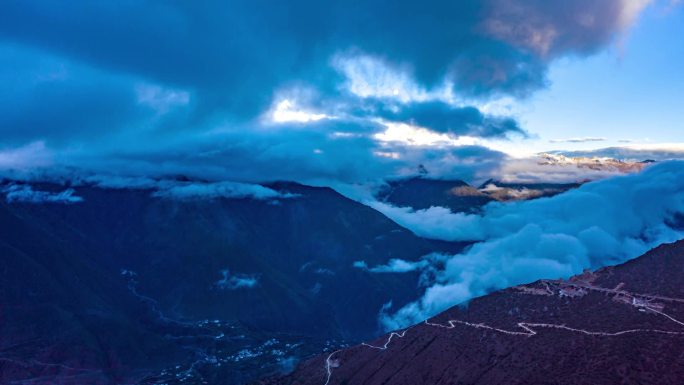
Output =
[
  {"x1": 2, "y1": 175, "x2": 679, "y2": 385},
  {"x1": 1, "y1": 178, "x2": 470, "y2": 384}
]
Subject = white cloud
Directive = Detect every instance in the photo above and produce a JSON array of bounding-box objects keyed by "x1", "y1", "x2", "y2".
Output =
[
  {"x1": 269, "y1": 99, "x2": 329, "y2": 124},
  {"x1": 151, "y1": 181, "x2": 294, "y2": 201},
  {"x1": 0, "y1": 141, "x2": 52, "y2": 171},
  {"x1": 379, "y1": 161, "x2": 684, "y2": 329},
  {"x1": 557, "y1": 143, "x2": 684, "y2": 162},
  {"x1": 373, "y1": 122, "x2": 476, "y2": 147},
  {"x1": 1, "y1": 184, "x2": 83, "y2": 204},
  {"x1": 83, "y1": 175, "x2": 169, "y2": 190},
  {"x1": 495, "y1": 154, "x2": 646, "y2": 184},
  {"x1": 549, "y1": 137, "x2": 607, "y2": 143},
  {"x1": 332, "y1": 52, "x2": 449, "y2": 104},
  {"x1": 215, "y1": 269, "x2": 259, "y2": 290},
  {"x1": 331, "y1": 51, "x2": 518, "y2": 115},
  {"x1": 369, "y1": 202, "x2": 485, "y2": 241},
  {"x1": 353, "y1": 258, "x2": 429, "y2": 273}
]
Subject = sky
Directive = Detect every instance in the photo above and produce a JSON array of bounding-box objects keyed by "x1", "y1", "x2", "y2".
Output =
[
  {"x1": 0, "y1": 0, "x2": 682, "y2": 185},
  {"x1": 513, "y1": 3, "x2": 684, "y2": 155}
]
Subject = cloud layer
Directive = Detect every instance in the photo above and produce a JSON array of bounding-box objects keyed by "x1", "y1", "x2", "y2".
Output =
[
  {"x1": 353, "y1": 259, "x2": 430, "y2": 274},
  {"x1": 1, "y1": 183, "x2": 83, "y2": 204},
  {"x1": 376, "y1": 161, "x2": 684, "y2": 329},
  {"x1": 151, "y1": 181, "x2": 292, "y2": 201},
  {"x1": 0, "y1": 1, "x2": 655, "y2": 185},
  {"x1": 556, "y1": 145, "x2": 684, "y2": 162},
  {"x1": 215, "y1": 269, "x2": 259, "y2": 290}
]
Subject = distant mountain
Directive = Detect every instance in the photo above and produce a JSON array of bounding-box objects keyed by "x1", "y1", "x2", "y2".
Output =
[
  {"x1": 273, "y1": 240, "x2": 684, "y2": 385},
  {"x1": 0, "y1": 180, "x2": 465, "y2": 384},
  {"x1": 550, "y1": 146, "x2": 684, "y2": 163},
  {"x1": 478, "y1": 179, "x2": 580, "y2": 201},
  {"x1": 378, "y1": 177, "x2": 579, "y2": 213},
  {"x1": 377, "y1": 178, "x2": 494, "y2": 213},
  {"x1": 538, "y1": 152, "x2": 649, "y2": 173}
]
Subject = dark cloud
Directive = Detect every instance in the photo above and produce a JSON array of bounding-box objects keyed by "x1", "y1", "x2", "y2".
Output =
[
  {"x1": 0, "y1": 0, "x2": 646, "y2": 111},
  {"x1": 60, "y1": 127, "x2": 506, "y2": 185},
  {"x1": 374, "y1": 102, "x2": 525, "y2": 138},
  {"x1": 483, "y1": 0, "x2": 648, "y2": 58},
  {"x1": 0, "y1": 44, "x2": 193, "y2": 145},
  {"x1": 0, "y1": 0, "x2": 651, "y2": 184}
]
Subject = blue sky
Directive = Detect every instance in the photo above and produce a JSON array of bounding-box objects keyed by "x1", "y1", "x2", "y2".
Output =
[
  {"x1": 515, "y1": 3, "x2": 684, "y2": 154},
  {"x1": 0, "y1": 1, "x2": 681, "y2": 184}
]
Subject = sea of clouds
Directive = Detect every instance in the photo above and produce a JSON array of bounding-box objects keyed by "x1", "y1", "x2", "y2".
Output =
[{"x1": 366, "y1": 161, "x2": 684, "y2": 329}]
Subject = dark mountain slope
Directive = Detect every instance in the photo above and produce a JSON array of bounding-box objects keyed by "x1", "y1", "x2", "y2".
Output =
[
  {"x1": 273, "y1": 240, "x2": 684, "y2": 385},
  {"x1": 378, "y1": 177, "x2": 580, "y2": 213},
  {"x1": 378, "y1": 178, "x2": 493, "y2": 213},
  {"x1": 478, "y1": 179, "x2": 580, "y2": 201},
  {"x1": 0, "y1": 198, "x2": 186, "y2": 383},
  {"x1": 0, "y1": 181, "x2": 465, "y2": 384}
]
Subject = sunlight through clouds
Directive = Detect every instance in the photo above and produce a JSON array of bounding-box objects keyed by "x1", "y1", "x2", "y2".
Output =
[
  {"x1": 373, "y1": 122, "x2": 477, "y2": 147},
  {"x1": 269, "y1": 99, "x2": 329, "y2": 123}
]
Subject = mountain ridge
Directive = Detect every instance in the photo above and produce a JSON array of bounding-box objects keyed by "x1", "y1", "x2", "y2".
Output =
[
  {"x1": 0, "y1": 180, "x2": 465, "y2": 384},
  {"x1": 270, "y1": 239, "x2": 684, "y2": 385}
]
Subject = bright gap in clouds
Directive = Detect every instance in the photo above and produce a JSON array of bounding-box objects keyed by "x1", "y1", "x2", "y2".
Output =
[
  {"x1": 269, "y1": 99, "x2": 329, "y2": 123},
  {"x1": 372, "y1": 121, "x2": 535, "y2": 159},
  {"x1": 373, "y1": 122, "x2": 477, "y2": 147}
]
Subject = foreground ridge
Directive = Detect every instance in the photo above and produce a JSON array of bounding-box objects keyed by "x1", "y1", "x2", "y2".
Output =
[
  {"x1": 271, "y1": 240, "x2": 684, "y2": 385},
  {"x1": 323, "y1": 280, "x2": 684, "y2": 384}
]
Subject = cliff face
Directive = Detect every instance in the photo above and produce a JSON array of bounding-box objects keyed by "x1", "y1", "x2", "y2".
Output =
[{"x1": 273, "y1": 240, "x2": 684, "y2": 385}]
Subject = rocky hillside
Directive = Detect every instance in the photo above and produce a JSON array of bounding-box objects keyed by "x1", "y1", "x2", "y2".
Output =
[{"x1": 272, "y1": 240, "x2": 684, "y2": 385}]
